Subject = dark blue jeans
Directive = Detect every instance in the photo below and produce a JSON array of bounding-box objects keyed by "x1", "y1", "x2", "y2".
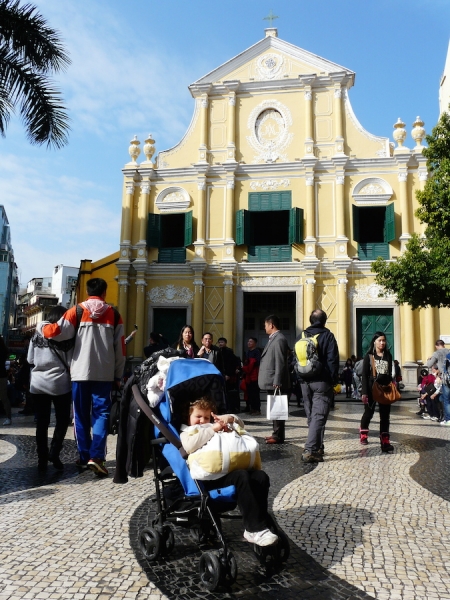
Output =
[{"x1": 440, "y1": 385, "x2": 450, "y2": 421}]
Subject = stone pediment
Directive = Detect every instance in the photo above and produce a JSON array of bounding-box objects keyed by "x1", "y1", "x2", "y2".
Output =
[{"x1": 190, "y1": 35, "x2": 355, "y2": 92}]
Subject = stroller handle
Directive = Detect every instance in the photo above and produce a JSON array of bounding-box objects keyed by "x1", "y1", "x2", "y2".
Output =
[{"x1": 132, "y1": 384, "x2": 188, "y2": 459}]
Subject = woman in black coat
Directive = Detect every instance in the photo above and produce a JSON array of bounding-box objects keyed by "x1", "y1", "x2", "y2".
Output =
[
  {"x1": 172, "y1": 325, "x2": 199, "y2": 358},
  {"x1": 359, "y1": 331, "x2": 394, "y2": 453}
]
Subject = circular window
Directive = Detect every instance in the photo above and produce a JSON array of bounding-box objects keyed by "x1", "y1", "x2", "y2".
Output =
[{"x1": 255, "y1": 109, "x2": 285, "y2": 145}]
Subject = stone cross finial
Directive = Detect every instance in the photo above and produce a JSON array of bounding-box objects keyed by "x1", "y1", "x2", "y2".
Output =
[{"x1": 263, "y1": 9, "x2": 279, "y2": 27}]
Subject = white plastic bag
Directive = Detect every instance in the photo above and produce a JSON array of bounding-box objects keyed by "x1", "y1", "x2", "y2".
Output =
[
  {"x1": 266, "y1": 390, "x2": 289, "y2": 420},
  {"x1": 186, "y1": 423, "x2": 261, "y2": 481}
]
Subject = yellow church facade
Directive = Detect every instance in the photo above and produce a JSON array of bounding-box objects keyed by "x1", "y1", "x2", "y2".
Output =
[{"x1": 117, "y1": 29, "x2": 442, "y2": 388}]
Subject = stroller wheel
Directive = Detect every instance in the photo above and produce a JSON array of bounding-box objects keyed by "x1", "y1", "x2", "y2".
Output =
[
  {"x1": 162, "y1": 525, "x2": 175, "y2": 555},
  {"x1": 199, "y1": 551, "x2": 222, "y2": 591},
  {"x1": 220, "y1": 551, "x2": 237, "y2": 586},
  {"x1": 139, "y1": 527, "x2": 161, "y2": 562}
]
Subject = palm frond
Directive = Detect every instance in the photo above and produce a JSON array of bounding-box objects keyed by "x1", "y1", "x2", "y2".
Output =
[
  {"x1": 0, "y1": 44, "x2": 70, "y2": 148},
  {"x1": 0, "y1": 82, "x2": 13, "y2": 136},
  {"x1": 0, "y1": 0, "x2": 70, "y2": 73}
]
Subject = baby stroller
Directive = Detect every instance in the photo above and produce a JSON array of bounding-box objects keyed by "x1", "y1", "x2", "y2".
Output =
[{"x1": 132, "y1": 358, "x2": 289, "y2": 591}]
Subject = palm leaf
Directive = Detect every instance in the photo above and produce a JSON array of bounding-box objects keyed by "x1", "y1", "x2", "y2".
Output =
[
  {"x1": 0, "y1": 0, "x2": 70, "y2": 72},
  {"x1": 0, "y1": 44, "x2": 70, "y2": 148}
]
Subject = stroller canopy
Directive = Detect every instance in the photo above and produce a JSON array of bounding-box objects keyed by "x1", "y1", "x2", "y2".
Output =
[{"x1": 162, "y1": 359, "x2": 226, "y2": 428}]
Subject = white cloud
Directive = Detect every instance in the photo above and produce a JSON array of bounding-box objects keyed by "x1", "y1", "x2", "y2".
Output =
[
  {"x1": 0, "y1": 153, "x2": 120, "y2": 285},
  {"x1": 36, "y1": 1, "x2": 200, "y2": 149}
]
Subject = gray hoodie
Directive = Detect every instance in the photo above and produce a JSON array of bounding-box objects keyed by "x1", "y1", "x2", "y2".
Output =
[
  {"x1": 426, "y1": 348, "x2": 448, "y2": 374},
  {"x1": 27, "y1": 322, "x2": 73, "y2": 396}
]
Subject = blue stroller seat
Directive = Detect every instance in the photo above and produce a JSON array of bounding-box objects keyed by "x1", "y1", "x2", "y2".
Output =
[{"x1": 133, "y1": 358, "x2": 241, "y2": 589}]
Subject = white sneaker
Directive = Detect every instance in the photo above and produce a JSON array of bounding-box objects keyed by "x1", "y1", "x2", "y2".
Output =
[
  {"x1": 2, "y1": 418, "x2": 11, "y2": 425},
  {"x1": 440, "y1": 420, "x2": 450, "y2": 426},
  {"x1": 422, "y1": 415, "x2": 431, "y2": 420},
  {"x1": 243, "y1": 528, "x2": 278, "y2": 547},
  {"x1": 430, "y1": 417, "x2": 439, "y2": 421}
]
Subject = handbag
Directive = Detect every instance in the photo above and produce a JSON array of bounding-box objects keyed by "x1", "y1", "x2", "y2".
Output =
[
  {"x1": 266, "y1": 388, "x2": 289, "y2": 420},
  {"x1": 370, "y1": 356, "x2": 401, "y2": 405}
]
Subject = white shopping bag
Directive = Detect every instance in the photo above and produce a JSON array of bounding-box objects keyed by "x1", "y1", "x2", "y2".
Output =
[{"x1": 266, "y1": 390, "x2": 289, "y2": 420}]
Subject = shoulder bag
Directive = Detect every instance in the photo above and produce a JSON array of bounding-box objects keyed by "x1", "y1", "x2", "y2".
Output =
[{"x1": 370, "y1": 355, "x2": 401, "y2": 405}]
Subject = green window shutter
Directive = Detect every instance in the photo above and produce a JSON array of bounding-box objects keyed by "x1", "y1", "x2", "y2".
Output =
[
  {"x1": 184, "y1": 211, "x2": 193, "y2": 246},
  {"x1": 158, "y1": 248, "x2": 186, "y2": 263},
  {"x1": 280, "y1": 246, "x2": 292, "y2": 261},
  {"x1": 247, "y1": 246, "x2": 257, "y2": 261},
  {"x1": 373, "y1": 243, "x2": 390, "y2": 259},
  {"x1": 358, "y1": 243, "x2": 389, "y2": 260},
  {"x1": 384, "y1": 203, "x2": 396, "y2": 243},
  {"x1": 258, "y1": 246, "x2": 270, "y2": 261},
  {"x1": 248, "y1": 191, "x2": 292, "y2": 211},
  {"x1": 147, "y1": 213, "x2": 161, "y2": 248},
  {"x1": 352, "y1": 204, "x2": 361, "y2": 242},
  {"x1": 280, "y1": 191, "x2": 292, "y2": 209},
  {"x1": 289, "y1": 207, "x2": 304, "y2": 244},
  {"x1": 260, "y1": 193, "x2": 272, "y2": 210},
  {"x1": 248, "y1": 245, "x2": 292, "y2": 262},
  {"x1": 235, "y1": 209, "x2": 250, "y2": 245},
  {"x1": 249, "y1": 193, "x2": 261, "y2": 211}
]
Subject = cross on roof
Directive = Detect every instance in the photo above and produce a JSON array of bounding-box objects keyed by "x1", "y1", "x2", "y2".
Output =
[{"x1": 263, "y1": 9, "x2": 279, "y2": 27}]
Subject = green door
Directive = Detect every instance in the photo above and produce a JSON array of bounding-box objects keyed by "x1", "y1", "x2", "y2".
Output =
[
  {"x1": 153, "y1": 308, "x2": 187, "y2": 348},
  {"x1": 357, "y1": 309, "x2": 394, "y2": 357}
]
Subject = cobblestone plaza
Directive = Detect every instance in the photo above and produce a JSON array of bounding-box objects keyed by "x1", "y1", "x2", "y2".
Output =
[{"x1": 1, "y1": 398, "x2": 449, "y2": 600}]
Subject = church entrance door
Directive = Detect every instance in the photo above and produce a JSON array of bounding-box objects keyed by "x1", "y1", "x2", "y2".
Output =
[
  {"x1": 356, "y1": 309, "x2": 394, "y2": 358},
  {"x1": 243, "y1": 292, "x2": 296, "y2": 356}
]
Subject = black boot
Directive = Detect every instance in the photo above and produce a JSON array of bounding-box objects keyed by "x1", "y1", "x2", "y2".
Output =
[
  {"x1": 37, "y1": 457, "x2": 48, "y2": 472},
  {"x1": 380, "y1": 432, "x2": 394, "y2": 453},
  {"x1": 49, "y1": 442, "x2": 64, "y2": 470}
]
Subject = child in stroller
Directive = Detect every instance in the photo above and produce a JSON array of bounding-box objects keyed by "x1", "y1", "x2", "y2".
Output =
[
  {"x1": 134, "y1": 358, "x2": 288, "y2": 590},
  {"x1": 180, "y1": 396, "x2": 278, "y2": 547}
]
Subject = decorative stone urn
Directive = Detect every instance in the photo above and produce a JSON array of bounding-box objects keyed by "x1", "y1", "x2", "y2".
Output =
[
  {"x1": 411, "y1": 117, "x2": 426, "y2": 148},
  {"x1": 393, "y1": 118, "x2": 407, "y2": 148},
  {"x1": 128, "y1": 135, "x2": 141, "y2": 163},
  {"x1": 143, "y1": 134, "x2": 155, "y2": 162}
]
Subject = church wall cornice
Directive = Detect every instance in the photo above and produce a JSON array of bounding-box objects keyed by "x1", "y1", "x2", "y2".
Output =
[{"x1": 205, "y1": 74, "x2": 354, "y2": 98}]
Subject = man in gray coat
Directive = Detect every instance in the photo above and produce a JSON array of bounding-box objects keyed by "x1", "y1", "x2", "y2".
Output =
[
  {"x1": 426, "y1": 340, "x2": 448, "y2": 373},
  {"x1": 299, "y1": 309, "x2": 339, "y2": 463},
  {"x1": 258, "y1": 315, "x2": 290, "y2": 444}
]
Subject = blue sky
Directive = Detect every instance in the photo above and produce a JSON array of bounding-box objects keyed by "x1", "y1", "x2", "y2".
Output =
[{"x1": 0, "y1": 0, "x2": 449, "y2": 286}]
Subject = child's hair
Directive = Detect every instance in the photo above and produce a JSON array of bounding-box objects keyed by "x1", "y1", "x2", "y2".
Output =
[{"x1": 183, "y1": 396, "x2": 217, "y2": 424}]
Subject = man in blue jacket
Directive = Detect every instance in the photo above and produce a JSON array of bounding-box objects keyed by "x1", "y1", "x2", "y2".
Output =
[{"x1": 298, "y1": 309, "x2": 339, "y2": 463}]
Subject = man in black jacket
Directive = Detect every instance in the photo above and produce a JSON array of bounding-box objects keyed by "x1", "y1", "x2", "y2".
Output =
[
  {"x1": 298, "y1": 309, "x2": 339, "y2": 463},
  {"x1": 196, "y1": 332, "x2": 224, "y2": 373}
]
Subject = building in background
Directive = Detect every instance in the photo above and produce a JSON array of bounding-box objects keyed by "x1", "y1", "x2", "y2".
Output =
[
  {"x1": 75, "y1": 252, "x2": 119, "y2": 307},
  {"x1": 115, "y1": 27, "x2": 438, "y2": 388},
  {"x1": 51, "y1": 264, "x2": 79, "y2": 307},
  {"x1": 22, "y1": 278, "x2": 58, "y2": 333},
  {"x1": 440, "y1": 40, "x2": 450, "y2": 115},
  {"x1": 0, "y1": 206, "x2": 19, "y2": 339}
]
